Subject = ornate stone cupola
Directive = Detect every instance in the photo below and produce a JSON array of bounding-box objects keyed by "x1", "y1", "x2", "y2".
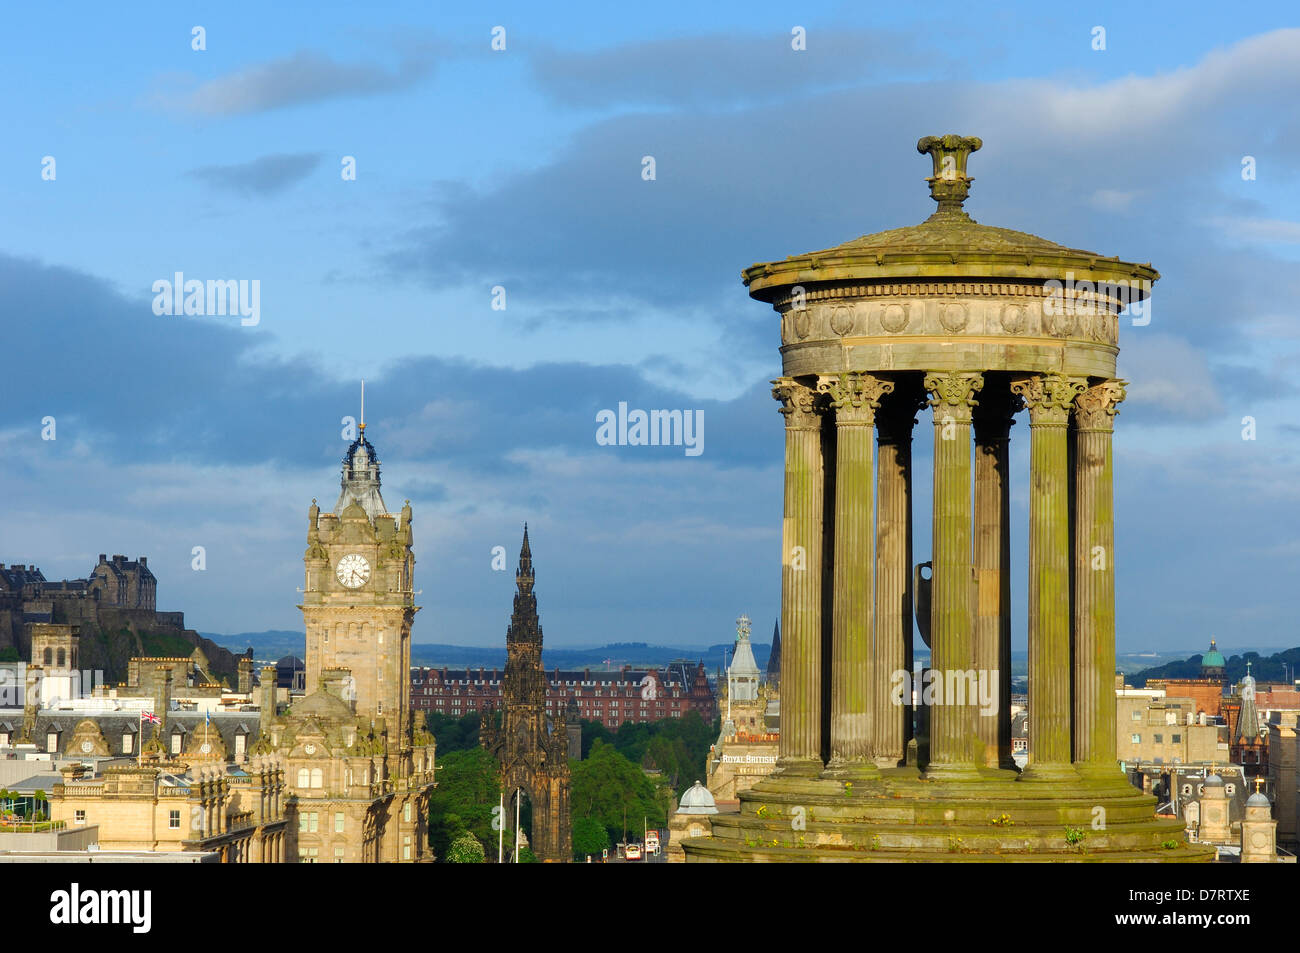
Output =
[{"x1": 336, "y1": 428, "x2": 386, "y2": 521}]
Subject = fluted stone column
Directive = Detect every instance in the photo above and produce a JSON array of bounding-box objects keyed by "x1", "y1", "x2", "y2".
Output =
[
  {"x1": 1011, "y1": 373, "x2": 1086, "y2": 782},
  {"x1": 973, "y1": 386, "x2": 1022, "y2": 770},
  {"x1": 923, "y1": 371, "x2": 983, "y2": 779},
  {"x1": 818, "y1": 372, "x2": 894, "y2": 777},
  {"x1": 1072, "y1": 380, "x2": 1126, "y2": 777},
  {"x1": 772, "y1": 378, "x2": 826, "y2": 775},
  {"x1": 872, "y1": 382, "x2": 925, "y2": 767}
]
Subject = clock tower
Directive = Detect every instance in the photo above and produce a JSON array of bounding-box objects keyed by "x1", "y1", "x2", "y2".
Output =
[{"x1": 300, "y1": 422, "x2": 417, "y2": 732}]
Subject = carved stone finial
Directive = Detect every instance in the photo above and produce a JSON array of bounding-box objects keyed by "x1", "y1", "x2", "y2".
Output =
[{"x1": 917, "y1": 135, "x2": 983, "y2": 222}]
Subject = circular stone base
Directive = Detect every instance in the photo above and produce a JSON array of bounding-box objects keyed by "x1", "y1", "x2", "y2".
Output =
[{"x1": 683, "y1": 767, "x2": 1216, "y2": 862}]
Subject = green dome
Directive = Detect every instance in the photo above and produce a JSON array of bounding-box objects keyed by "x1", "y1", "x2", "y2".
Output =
[{"x1": 1202, "y1": 640, "x2": 1225, "y2": 668}]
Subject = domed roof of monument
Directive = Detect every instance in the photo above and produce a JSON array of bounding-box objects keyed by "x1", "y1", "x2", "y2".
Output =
[
  {"x1": 1247, "y1": 790, "x2": 1269, "y2": 808},
  {"x1": 679, "y1": 780, "x2": 718, "y2": 815},
  {"x1": 743, "y1": 134, "x2": 1159, "y2": 299},
  {"x1": 1202, "y1": 639, "x2": 1226, "y2": 669},
  {"x1": 1203, "y1": 772, "x2": 1224, "y2": 788}
]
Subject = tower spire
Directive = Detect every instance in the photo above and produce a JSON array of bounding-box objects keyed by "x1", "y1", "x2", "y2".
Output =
[
  {"x1": 360, "y1": 379, "x2": 366, "y2": 433},
  {"x1": 517, "y1": 524, "x2": 534, "y2": 591}
]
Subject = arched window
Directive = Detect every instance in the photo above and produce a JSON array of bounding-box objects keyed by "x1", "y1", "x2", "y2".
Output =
[
  {"x1": 56, "y1": 648, "x2": 65, "y2": 667},
  {"x1": 297, "y1": 768, "x2": 310, "y2": 788},
  {"x1": 311, "y1": 768, "x2": 323, "y2": 789},
  {"x1": 43, "y1": 648, "x2": 52, "y2": 665}
]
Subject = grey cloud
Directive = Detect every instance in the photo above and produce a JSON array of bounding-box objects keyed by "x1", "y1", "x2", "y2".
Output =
[
  {"x1": 191, "y1": 153, "x2": 323, "y2": 196},
  {"x1": 179, "y1": 49, "x2": 435, "y2": 116},
  {"x1": 529, "y1": 29, "x2": 933, "y2": 109},
  {"x1": 0, "y1": 253, "x2": 778, "y2": 473}
]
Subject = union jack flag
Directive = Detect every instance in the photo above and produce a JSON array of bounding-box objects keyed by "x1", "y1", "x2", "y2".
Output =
[{"x1": 141, "y1": 711, "x2": 161, "y2": 725}]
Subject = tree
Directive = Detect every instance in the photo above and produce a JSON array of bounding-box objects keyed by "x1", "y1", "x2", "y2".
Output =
[
  {"x1": 427, "y1": 747, "x2": 500, "y2": 861},
  {"x1": 572, "y1": 815, "x2": 609, "y2": 859},
  {"x1": 446, "y1": 830, "x2": 486, "y2": 863},
  {"x1": 570, "y1": 739, "x2": 666, "y2": 844},
  {"x1": 425, "y1": 712, "x2": 483, "y2": 754}
]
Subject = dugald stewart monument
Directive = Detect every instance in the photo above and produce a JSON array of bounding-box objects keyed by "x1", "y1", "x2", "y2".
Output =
[{"x1": 683, "y1": 135, "x2": 1215, "y2": 862}]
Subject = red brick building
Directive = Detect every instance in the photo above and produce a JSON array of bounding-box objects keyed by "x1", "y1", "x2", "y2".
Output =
[{"x1": 410, "y1": 661, "x2": 716, "y2": 729}]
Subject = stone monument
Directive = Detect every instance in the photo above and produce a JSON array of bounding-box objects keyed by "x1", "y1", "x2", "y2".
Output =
[{"x1": 684, "y1": 135, "x2": 1215, "y2": 861}]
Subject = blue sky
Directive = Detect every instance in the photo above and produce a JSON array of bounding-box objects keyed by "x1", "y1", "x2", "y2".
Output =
[{"x1": 3, "y1": 2, "x2": 1299, "y2": 652}]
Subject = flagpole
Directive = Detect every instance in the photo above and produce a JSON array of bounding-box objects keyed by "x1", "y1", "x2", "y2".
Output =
[{"x1": 137, "y1": 709, "x2": 142, "y2": 766}]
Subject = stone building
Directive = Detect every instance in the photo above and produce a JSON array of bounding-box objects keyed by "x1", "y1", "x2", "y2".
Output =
[
  {"x1": 1266, "y1": 711, "x2": 1298, "y2": 850},
  {"x1": 0, "y1": 555, "x2": 237, "y2": 686},
  {"x1": 686, "y1": 134, "x2": 1212, "y2": 861},
  {"x1": 1116, "y1": 685, "x2": 1223, "y2": 767},
  {"x1": 1224, "y1": 664, "x2": 1267, "y2": 779},
  {"x1": 667, "y1": 781, "x2": 719, "y2": 863},
  {"x1": 15, "y1": 415, "x2": 437, "y2": 863},
  {"x1": 266, "y1": 422, "x2": 436, "y2": 862},
  {"x1": 412, "y1": 660, "x2": 714, "y2": 728},
  {"x1": 49, "y1": 758, "x2": 288, "y2": 862},
  {"x1": 707, "y1": 615, "x2": 779, "y2": 802},
  {"x1": 481, "y1": 527, "x2": 572, "y2": 862}
]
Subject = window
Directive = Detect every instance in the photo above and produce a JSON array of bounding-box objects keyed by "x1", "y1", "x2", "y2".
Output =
[
  {"x1": 171, "y1": 733, "x2": 182, "y2": 755},
  {"x1": 403, "y1": 845, "x2": 412, "y2": 860},
  {"x1": 57, "y1": 648, "x2": 66, "y2": 666},
  {"x1": 169, "y1": 810, "x2": 181, "y2": 829},
  {"x1": 1154, "y1": 734, "x2": 1163, "y2": 744},
  {"x1": 1130, "y1": 734, "x2": 1141, "y2": 744},
  {"x1": 1225, "y1": 784, "x2": 1236, "y2": 796},
  {"x1": 47, "y1": 732, "x2": 59, "y2": 752},
  {"x1": 334, "y1": 847, "x2": 345, "y2": 862},
  {"x1": 122, "y1": 733, "x2": 134, "y2": 754},
  {"x1": 300, "y1": 848, "x2": 319, "y2": 863},
  {"x1": 235, "y1": 734, "x2": 246, "y2": 757},
  {"x1": 1131, "y1": 710, "x2": 1141, "y2": 721},
  {"x1": 74, "y1": 810, "x2": 86, "y2": 825},
  {"x1": 1172, "y1": 734, "x2": 1181, "y2": 744},
  {"x1": 299, "y1": 812, "x2": 319, "y2": 833},
  {"x1": 0, "y1": 732, "x2": 8, "y2": 747},
  {"x1": 311, "y1": 768, "x2": 323, "y2": 789},
  {"x1": 298, "y1": 768, "x2": 310, "y2": 788},
  {"x1": 335, "y1": 812, "x2": 345, "y2": 832},
  {"x1": 404, "y1": 802, "x2": 411, "y2": 822}
]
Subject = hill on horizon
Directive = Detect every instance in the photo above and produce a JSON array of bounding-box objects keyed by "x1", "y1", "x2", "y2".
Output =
[{"x1": 1129, "y1": 646, "x2": 1300, "y2": 687}]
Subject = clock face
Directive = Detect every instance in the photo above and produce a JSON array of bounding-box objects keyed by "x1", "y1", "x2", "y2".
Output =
[
  {"x1": 199, "y1": 742, "x2": 212, "y2": 754},
  {"x1": 336, "y1": 553, "x2": 371, "y2": 589},
  {"x1": 80, "y1": 740, "x2": 93, "y2": 753}
]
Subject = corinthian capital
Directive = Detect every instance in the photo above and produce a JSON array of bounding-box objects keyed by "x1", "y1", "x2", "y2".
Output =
[
  {"x1": 1010, "y1": 373, "x2": 1086, "y2": 426},
  {"x1": 772, "y1": 377, "x2": 821, "y2": 429},
  {"x1": 816, "y1": 373, "x2": 895, "y2": 425},
  {"x1": 923, "y1": 371, "x2": 983, "y2": 423},
  {"x1": 1074, "y1": 380, "x2": 1127, "y2": 432}
]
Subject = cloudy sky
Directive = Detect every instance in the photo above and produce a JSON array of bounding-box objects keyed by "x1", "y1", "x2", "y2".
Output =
[{"x1": 3, "y1": 2, "x2": 1299, "y2": 652}]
